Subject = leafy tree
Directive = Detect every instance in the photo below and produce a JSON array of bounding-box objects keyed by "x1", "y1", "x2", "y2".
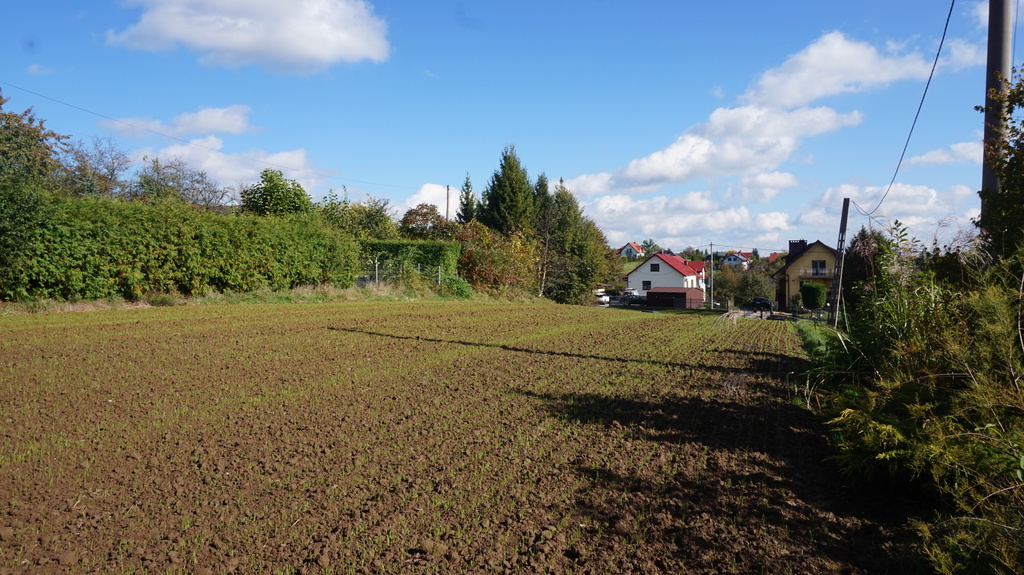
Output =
[
  {"x1": 641, "y1": 238, "x2": 662, "y2": 255},
  {"x1": 479, "y1": 145, "x2": 534, "y2": 235},
  {"x1": 680, "y1": 246, "x2": 705, "y2": 261},
  {"x1": 240, "y1": 168, "x2": 313, "y2": 216},
  {"x1": 841, "y1": 226, "x2": 889, "y2": 313},
  {"x1": 318, "y1": 189, "x2": 397, "y2": 240},
  {"x1": 711, "y1": 264, "x2": 739, "y2": 306},
  {"x1": 0, "y1": 91, "x2": 63, "y2": 270},
  {"x1": 800, "y1": 281, "x2": 826, "y2": 314},
  {"x1": 400, "y1": 203, "x2": 445, "y2": 240},
  {"x1": 455, "y1": 220, "x2": 537, "y2": 293},
  {"x1": 0, "y1": 90, "x2": 66, "y2": 190},
  {"x1": 56, "y1": 136, "x2": 132, "y2": 198},
  {"x1": 456, "y1": 173, "x2": 477, "y2": 223},
  {"x1": 128, "y1": 157, "x2": 228, "y2": 207},
  {"x1": 736, "y1": 269, "x2": 773, "y2": 304}
]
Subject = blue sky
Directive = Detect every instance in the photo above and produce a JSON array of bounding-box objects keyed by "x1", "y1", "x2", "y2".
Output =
[{"x1": 0, "y1": 1, "x2": 1012, "y2": 254}]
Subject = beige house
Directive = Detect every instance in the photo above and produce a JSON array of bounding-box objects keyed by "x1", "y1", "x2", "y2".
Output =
[{"x1": 771, "y1": 240, "x2": 837, "y2": 311}]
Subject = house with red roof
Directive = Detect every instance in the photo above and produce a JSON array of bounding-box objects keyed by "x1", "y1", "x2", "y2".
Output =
[
  {"x1": 722, "y1": 251, "x2": 753, "y2": 270},
  {"x1": 616, "y1": 242, "x2": 646, "y2": 259},
  {"x1": 625, "y1": 253, "x2": 706, "y2": 307}
]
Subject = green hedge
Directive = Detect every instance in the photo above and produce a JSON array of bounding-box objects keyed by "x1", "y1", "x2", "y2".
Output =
[
  {"x1": 0, "y1": 195, "x2": 359, "y2": 301},
  {"x1": 359, "y1": 239, "x2": 460, "y2": 275}
]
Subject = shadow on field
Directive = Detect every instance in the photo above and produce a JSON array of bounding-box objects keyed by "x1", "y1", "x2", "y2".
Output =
[
  {"x1": 519, "y1": 389, "x2": 927, "y2": 574},
  {"x1": 327, "y1": 326, "x2": 807, "y2": 379}
]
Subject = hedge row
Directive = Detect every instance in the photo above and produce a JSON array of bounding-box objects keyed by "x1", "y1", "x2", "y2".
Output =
[{"x1": 0, "y1": 196, "x2": 360, "y2": 301}]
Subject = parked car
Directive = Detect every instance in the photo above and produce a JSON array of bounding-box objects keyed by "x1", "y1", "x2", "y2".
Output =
[
  {"x1": 622, "y1": 295, "x2": 647, "y2": 306},
  {"x1": 593, "y1": 290, "x2": 610, "y2": 304},
  {"x1": 746, "y1": 297, "x2": 772, "y2": 312}
]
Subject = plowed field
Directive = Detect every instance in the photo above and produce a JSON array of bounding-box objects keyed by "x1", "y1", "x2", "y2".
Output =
[{"x1": 0, "y1": 301, "x2": 914, "y2": 574}]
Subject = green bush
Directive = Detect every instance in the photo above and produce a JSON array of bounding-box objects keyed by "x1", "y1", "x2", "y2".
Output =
[
  {"x1": 814, "y1": 224, "x2": 1024, "y2": 574},
  {"x1": 439, "y1": 275, "x2": 473, "y2": 299},
  {"x1": 0, "y1": 195, "x2": 359, "y2": 301}
]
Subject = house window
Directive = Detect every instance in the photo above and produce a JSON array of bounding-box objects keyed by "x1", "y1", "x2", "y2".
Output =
[
  {"x1": 642, "y1": 281, "x2": 652, "y2": 291},
  {"x1": 811, "y1": 260, "x2": 826, "y2": 276},
  {"x1": 650, "y1": 263, "x2": 660, "y2": 272}
]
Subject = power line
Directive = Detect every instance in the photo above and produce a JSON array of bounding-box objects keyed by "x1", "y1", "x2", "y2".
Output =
[
  {"x1": 0, "y1": 79, "x2": 419, "y2": 190},
  {"x1": 866, "y1": 0, "x2": 956, "y2": 216}
]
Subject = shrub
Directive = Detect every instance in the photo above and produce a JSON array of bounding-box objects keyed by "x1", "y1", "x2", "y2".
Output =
[{"x1": 0, "y1": 195, "x2": 359, "y2": 301}]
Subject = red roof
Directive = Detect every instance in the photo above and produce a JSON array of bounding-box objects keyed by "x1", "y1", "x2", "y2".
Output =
[
  {"x1": 628, "y1": 253, "x2": 704, "y2": 277},
  {"x1": 618, "y1": 241, "x2": 646, "y2": 254}
]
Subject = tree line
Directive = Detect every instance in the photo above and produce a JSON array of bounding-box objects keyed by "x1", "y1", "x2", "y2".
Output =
[{"x1": 0, "y1": 92, "x2": 616, "y2": 303}]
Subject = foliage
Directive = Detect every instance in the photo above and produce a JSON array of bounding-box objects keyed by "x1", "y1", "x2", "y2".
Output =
[
  {"x1": 980, "y1": 67, "x2": 1024, "y2": 259},
  {"x1": 533, "y1": 180, "x2": 617, "y2": 303},
  {"x1": 240, "y1": 168, "x2": 313, "y2": 216},
  {"x1": 478, "y1": 145, "x2": 535, "y2": 235},
  {"x1": 127, "y1": 156, "x2": 229, "y2": 207},
  {"x1": 813, "y1": 221, "x2": 1024, "y2": 574},
  {"x1": 456, "y1": 173, "x2": 477, "y2": 224},
  {"x1": 799, "y1": 282, "x2": 827, "y2": 312},
  {"x1": 399, "y1": 203, "x2": 446, "y2": 240},
  {"x1": 55, "y1": 136, "x2": 132, "y2": 198},
  {"x1": 736, "y1": 269, "x2": 774, "y2": 304},
  {"x1": 438, "y1": 274, "x2": 473, "y2": 299},
  {"x1": 359, "y1": 239, "x2": 460, "y2": 277},
  {"x1": 712, "y1": 264, "x2": 739, "y2": 306},
  {"x1": 641, "y1": 238, "x2": 662, "y2": 255},
  {"x1": 455, "y1": 220, "x2": 538, "y2": 294},
  {"x1": 317, "y1": 189, "x2": 397, "y2": 240},
  {"x1": 0, "y1": 195, "x2": 358, "y2": 301},
  {"x1": 0, "y1": 89, "x2": 67, "y2": 190},
  {"x1": 0, "y1": 182, "x2": 50, "y2": 271}
]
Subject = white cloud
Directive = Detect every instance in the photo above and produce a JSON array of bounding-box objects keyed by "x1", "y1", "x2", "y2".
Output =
[
  {"x1": 26, "y1": 63, "x2": 53, "y2": 75},
  {"x1": 907, "y1": 141, "x2": 982, "y2": 165},
  {"x1": 395, "y1": 184, "x2": 455, "y2": 218},
  {"x1": 102, "y1": 105, "x2": 255, "y2": 139},
  {"x1": 743, "y1": 31, "x2": 932, "y2": 108},
  {"x1": 584, "y1": 192, "x2": 795, "y2": 250},
  {"x1": 736, "y1": 171, "x2": 799, "y2": 202},
  {"x1": 942, "y1": 38, "x2": 986, "y2": 70},
  {"x1": 136, "y1": 135, "x2": 323, "y2": 192},
  {"x1": 107, "y1": 0, "x2": 389, "y2": 72},
  {"x1": 808, "y1": 182, "x2": 979, "y2": 244},
  {"x1": 612, "y1": 106, "x2": 860, "y2": 189}
]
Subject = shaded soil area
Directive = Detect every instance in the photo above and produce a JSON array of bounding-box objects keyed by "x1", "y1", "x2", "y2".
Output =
[{"x1": 0, "y1": 301, "x2": 923, "y2": 573}]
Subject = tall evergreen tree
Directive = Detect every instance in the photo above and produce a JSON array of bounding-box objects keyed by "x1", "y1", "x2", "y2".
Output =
[
  {"x1": 536, "y1": 179, "x2": 616, "y2": 303},
  {"x1": 456, "y1": 173, "x2": 476, "y2": 223},
  {"x1": 479, "y1": 145, "x2": 534, "y2": 235}
]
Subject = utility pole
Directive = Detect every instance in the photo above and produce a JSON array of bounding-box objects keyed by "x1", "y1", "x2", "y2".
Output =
[
  {"x1": 828, "y1": 198, "x2": 850, "y2": 328},
  {"x1": 708, "y1": 242, "x2": 714, "y2": 310},
  {"x1": 981, "y1": 0, "x2": 1013, "y2": 222},
  {"x1": 445, "y1": 185, "x2": 451, "y2": 221}
]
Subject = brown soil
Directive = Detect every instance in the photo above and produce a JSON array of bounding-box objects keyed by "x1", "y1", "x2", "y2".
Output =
[{"x1": 0, "y1": 302, "x2": 921, "y2": 574}]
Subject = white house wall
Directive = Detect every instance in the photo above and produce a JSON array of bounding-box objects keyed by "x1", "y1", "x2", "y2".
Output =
[{"x1": 627, "y1": 264, "x2": 700, "y2": 295}]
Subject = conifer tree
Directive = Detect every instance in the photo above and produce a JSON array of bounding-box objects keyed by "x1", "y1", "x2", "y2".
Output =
[
  {"x1": 479, "y1": 145, "x2": 534, "y2": 235},
  {"x1": 456, "y1": 173, "x2": 476, "y2": 223}
]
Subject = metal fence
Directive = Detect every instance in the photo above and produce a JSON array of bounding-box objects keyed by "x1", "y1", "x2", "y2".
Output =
[{"x1": 355, "y1": 258, "x2": 447, "y2": 287}]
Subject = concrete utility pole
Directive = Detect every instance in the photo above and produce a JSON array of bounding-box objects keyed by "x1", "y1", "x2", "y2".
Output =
[
  {"x1": 828, "y1": 198, "x2": 850, "y2": 328},
  {"x1": 981, "y1": 0, "x2": 1013, "y2": 220},
  {"x1": 445, "y1": 185, "x2": 451, "y2": 221}
]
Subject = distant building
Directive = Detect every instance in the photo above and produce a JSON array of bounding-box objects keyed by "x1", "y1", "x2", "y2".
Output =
[
  {"x1": 771, "y1": 240, "x2": 838, "y2": 311},
  {"x1": 626, "y1": 253, "x2": 706, "y2": 299},
  {"x1": 722, "y1": 251, "x2": 753, "y2": 270},
  {"x1": 617, "y1": 242, "x2": 646, "y2": 259}
]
